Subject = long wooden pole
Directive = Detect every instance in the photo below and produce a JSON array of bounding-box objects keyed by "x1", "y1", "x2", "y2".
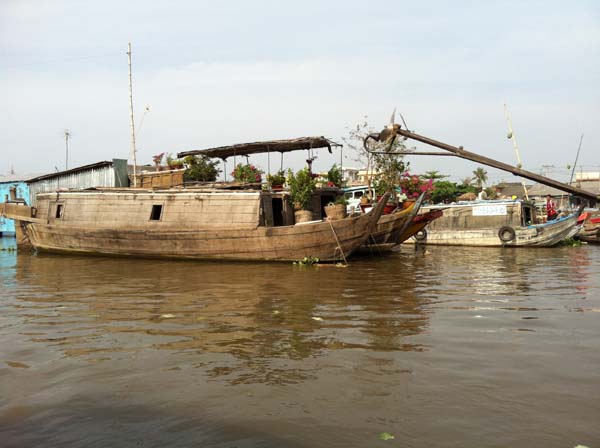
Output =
[
  {"x1": 503, "y1": 104, "x2": 529, "y2": 200},
  {"x1": 569, "y1": 134, "x2": 584, "y2": 185},
  {"x1": 127, "y1": 42, "x2": 138, "y2": 188},
  {"x1": 393, "y1": 128, "x2": 599, "y2": 202}
]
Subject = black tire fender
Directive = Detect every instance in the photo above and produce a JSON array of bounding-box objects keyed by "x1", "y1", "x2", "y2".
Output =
[
  {"x1": 414, "y1": 229, "x2": 427, "y2": 241},
  {"x1": 498, "y1": 226, "x2": 516, "y2": 243}
]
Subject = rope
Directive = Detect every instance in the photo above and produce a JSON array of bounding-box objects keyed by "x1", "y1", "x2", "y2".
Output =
[
  {"x1": 327, "y1": 218, "x2": 348, "y2": 266},
  {"x1": 366, "y1": 232, "x2": 384, "y2": 256}
]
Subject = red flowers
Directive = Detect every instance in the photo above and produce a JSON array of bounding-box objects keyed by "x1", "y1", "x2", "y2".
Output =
[
  {"x1": 232, "y1": 163, "x2": 263, "y2": 183},
  {"x1": 399, "y1": 173, "x2": 434, "y2": 199}
]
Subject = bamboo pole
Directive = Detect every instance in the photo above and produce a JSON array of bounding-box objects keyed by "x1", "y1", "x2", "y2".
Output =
[{"x1": 127, "y1": 42, "x2": 138, "y2": 188}]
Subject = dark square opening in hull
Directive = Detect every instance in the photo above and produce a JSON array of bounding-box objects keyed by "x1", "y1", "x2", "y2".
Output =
[{"x1": 150, "y1": 204, "x2": 163, "y2": 221}]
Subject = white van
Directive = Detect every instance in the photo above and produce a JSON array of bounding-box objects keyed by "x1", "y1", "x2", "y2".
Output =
[{"x1": 343, "y1": 186, "x2": 370, "y2": 213}]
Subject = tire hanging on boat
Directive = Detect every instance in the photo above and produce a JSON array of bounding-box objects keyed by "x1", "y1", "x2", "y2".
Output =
[
  {"x1": 498, "y1": 226, "x2": 516, "y2": 243},
  {"x1": 414, "y1": 229, "x2": 427, "y2": 242}
]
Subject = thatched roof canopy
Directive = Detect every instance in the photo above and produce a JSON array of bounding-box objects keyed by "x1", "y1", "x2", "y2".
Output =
[{"x1": 177, "y1": 136, "x2": 341, "y2": 160}]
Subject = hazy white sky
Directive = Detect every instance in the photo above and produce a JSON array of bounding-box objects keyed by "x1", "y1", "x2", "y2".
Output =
[{"x1": 1, "y1": 0, "x2": 599, "y2": 183}]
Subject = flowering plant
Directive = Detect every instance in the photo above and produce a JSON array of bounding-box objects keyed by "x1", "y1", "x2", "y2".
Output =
[
  {"x1": 398, "y1": 172, "x2": 434, "y2": 199},
  {"x1": 152, "y1": 152, "x2": 165, "y2": 166},
  {"x1": 232, "y1": 164, "x2": 263, "y2": 183}
]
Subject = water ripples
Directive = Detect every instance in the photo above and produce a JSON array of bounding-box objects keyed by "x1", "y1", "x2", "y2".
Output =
[{"x1": 1, "y1": 244, "x2": 599, "y2": 446}]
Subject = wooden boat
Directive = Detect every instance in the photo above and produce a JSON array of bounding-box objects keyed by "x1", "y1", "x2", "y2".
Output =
[
  {"x1": 355, "y1": 193, "x2": 443, "y2": 253},
  {"x1": 1, "y1": 188, "x2": 387, "y2": 262},
  {"x1": 408, "y1": 199, "x2": 582, "y2": 247},
  {"x1": 399, "y1": 209, "x2": 443, "y2": 243},
  {"x1": 365, "y1": 200, "x2": 420, "y2": 246},
  {"x1": 576, "y1": 213, "x2": 600, "y2": 244}
]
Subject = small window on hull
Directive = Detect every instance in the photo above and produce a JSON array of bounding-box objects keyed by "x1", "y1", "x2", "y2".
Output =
[
  {"x1": 150, "y1": 204, "x2": 163, "y2": 221},
  {"x1": 55, "y1": 204, "x2": 64, "y2": 219}
]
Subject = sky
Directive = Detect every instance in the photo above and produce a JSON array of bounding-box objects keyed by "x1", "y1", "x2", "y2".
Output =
[{"x1": 1, "y1": 0, "x2": 599, "y2": 184}]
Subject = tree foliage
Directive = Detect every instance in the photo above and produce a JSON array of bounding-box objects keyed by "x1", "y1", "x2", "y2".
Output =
[
  {"x1": 430, "y1": 180, "x2": 477, "y2": 204},
  {"x1": 472, "y1": 167, "x2": 488, "y2": 189}
]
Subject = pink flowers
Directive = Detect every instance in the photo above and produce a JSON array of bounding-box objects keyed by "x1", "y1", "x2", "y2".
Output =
[
  {"x1": 232, "y1": 163, "x2": 263, "y2": 183},
  {"x1": 399, "y1": 172, "x2": 434, "y2": 199}
]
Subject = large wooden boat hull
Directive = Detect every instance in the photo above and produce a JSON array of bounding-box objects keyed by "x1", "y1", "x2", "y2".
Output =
[
  {"x1": 8, "y1": 190, "x2": 387, "y2": 262},
  {"x1": 25, "y1": 217, "x2": 378, "y2": 261}
]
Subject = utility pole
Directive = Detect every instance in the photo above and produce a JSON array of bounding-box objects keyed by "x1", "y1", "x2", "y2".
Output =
[
  {"x1": 64, "y1": 129, "x2": 71, "y2": 170},
  {"x1": 503, "y1": 104, "x2": 529, "y2": 200},
  {"x1": 127, "y1": 42, "x2": 138, "y2": 187}
]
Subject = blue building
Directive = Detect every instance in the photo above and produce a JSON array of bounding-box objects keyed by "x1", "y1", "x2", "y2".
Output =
[{"x1": 0, "y1": 174, "x2": 37, "y2": 237}]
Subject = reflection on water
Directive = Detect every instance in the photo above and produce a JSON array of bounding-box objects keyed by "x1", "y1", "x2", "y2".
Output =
[{"x1": 1, "y1": 241, "x2": 600, "y2": 447}]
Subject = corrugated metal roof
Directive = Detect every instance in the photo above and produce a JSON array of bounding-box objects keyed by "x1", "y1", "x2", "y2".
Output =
[
  {"x1": 0, "y1": 173, "x2": 45, "y2": 183},
  {"x1": 178, "y1": 136, "x2": 340, "y2": 159}
]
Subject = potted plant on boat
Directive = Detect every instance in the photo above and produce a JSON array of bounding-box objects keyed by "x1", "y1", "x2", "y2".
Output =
[
  {"x1": 266, "y1": 170, "x2": 286, "y2": 190},
  {"x1": 326, "y1": 164, "x2": 343, "y2": 188},
  {"x1": 183, "y1": 155, "x2": 221, "y2": 182},
  {"x1": 324, "y1": 196, "x2": 348, "y2": 220},
  {"x1": 232, "y1": 163, "x2": 263, "y2": 184},
  {"x1": 153, "y1": 152, "x2": 165, "y2": 171},
  {"x1": 287, "y1": 167, "x2": 316, "y2": 223},
  {"x1": 166, "y1": 153, "x2": 185, "y2": 170}
]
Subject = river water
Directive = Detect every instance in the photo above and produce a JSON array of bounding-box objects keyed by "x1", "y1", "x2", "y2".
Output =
[{"x1": 1, "y1": 238, "x2": 599, "y2": 447}]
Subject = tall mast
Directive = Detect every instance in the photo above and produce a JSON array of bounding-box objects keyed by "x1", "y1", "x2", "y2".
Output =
[
  {"x1": 503, "y1": 104, "x2": 529, "y2": 200},
  {"x1": 569, "y1": 134, "x2": 584, "y2": 185},
  {"x1": 127, "y1": 42, "x2": 138, "y2": 187}
]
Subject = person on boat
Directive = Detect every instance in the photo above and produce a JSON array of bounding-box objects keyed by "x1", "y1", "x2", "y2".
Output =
[{"x1": 546, "y1": 195, "x2": 558, "y2": 221}]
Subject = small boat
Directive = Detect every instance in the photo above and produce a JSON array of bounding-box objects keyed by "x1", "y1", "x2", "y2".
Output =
[
  {"x1": 409, "y1": 199, "x2": 582, "y2": 247},
  {"x1": 1, "y1": 188, "x2": 387, "y2": 262},
  {"x1": 576, "y1": 213, "x2": 600, "y2": 244}
]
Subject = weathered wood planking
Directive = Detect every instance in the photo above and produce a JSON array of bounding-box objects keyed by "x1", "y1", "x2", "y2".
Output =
[{"x1": 24, "y1": 189, "x2": 386, "y2": 261}]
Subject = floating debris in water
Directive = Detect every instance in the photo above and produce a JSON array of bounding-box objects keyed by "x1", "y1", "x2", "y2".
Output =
[
  {"x1": 160, "y1": 314, "x2": 176, "y2": 319},
  {"x1": 311, "y1": 316, "x2": 323, "y2": 321},
  {"x1": 557, "y1": 237, "x2": 582, "y2": 247},
  {"x1": 6, "y1": 361, "x2": 30, "y2": 369},
  {"x1": 293, "y1": 256, "x2": 320, "y2": 266},
  {"x1": 378, "y1": 432, "x2": 395, "y2": 441}
]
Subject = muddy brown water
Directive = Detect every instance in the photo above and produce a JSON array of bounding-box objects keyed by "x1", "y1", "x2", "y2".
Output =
[{"x1": 1, "y1": 239, "x2": 599, "y2": 447}]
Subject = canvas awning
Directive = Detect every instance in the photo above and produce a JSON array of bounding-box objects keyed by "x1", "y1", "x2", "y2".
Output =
[{"x1": 177, "y1": 136, "x2": 341, "y2": 160}]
